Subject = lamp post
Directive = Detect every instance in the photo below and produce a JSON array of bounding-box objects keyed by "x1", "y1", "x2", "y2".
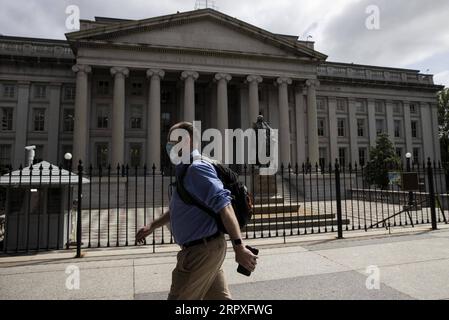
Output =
[
  {"x1": 64, "y1": 153, "x2": 73, "y2": 171},
  {"x1": 406, "y1": 152, "x2": 414, "y2": 208}
]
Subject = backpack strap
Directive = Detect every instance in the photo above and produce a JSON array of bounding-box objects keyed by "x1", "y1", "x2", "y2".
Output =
[{"x1": 176, "y1": 163, "x2": 218, "y2": 220}]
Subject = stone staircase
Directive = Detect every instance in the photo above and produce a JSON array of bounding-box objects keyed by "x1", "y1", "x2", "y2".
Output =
[{"x1": 247, "y1": 173, "x2": 350, "y2": 233}]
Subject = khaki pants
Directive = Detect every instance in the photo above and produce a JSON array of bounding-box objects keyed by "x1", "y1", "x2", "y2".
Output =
[{"x1": 168, "y1": 234, "x2": 232, "y2": 300}]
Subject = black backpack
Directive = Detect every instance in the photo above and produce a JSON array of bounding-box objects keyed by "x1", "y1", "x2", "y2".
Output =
[{"x1": 176, "y1": 160, "x2": 253, "y2": 234}]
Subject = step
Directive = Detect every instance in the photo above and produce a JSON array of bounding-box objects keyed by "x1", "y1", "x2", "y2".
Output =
[
  {"x1": 251, "y1": 213, "x2": 337, "y2": 224},
  {"x1": 253, "y1": 202, "x2": 301, "y2": 214},
  {"x1": 252, "y1": 195, "x2": 285, "y2": 205},
  {"x1": 244, "y1": 219, "x2": 351, "y2": 233}
]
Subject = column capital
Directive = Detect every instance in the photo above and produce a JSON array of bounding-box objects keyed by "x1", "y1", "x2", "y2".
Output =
[
  {"x1": 276, "y1": 77, "x2": 292, "y2": 85},
  {"x1": 181, "y1": 71, "x2": 199, "y2": 81},
  {"x1": 215, "y1": 73, "x2": 232, "y2": 82},
  {"x1": 305, "y1": 79, "x2": 320, "y2": 88},
  {"x1": 72, "y1": 64, "x2": 92, "y2": 74},
  {"x1": 246, "y1": 75, "x2": 263, "y2": 84},
  {"x1": 146, "y1": 69, "x2": 165, "y2": 79},
  {"x1": 110, "y1": 66, "x2": 129, "y2": 77}
]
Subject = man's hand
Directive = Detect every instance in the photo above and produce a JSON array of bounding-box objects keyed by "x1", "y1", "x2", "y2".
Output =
[
  {"x1": 234, "y1": 245, "x2": 258, "y2": 272},
  {"x1": 136, "y1": 223, "x2": 154, "y2": 245}
]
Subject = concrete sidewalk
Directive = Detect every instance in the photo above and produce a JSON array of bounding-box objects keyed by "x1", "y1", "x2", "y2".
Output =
[{"x1": 1, "y1": 226, "x2": 449, "y2": 300}]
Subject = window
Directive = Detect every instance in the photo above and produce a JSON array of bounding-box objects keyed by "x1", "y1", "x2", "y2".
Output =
[
  {"x1": 97, "y1": 104, "x2": 109, "y2": 129},
  {"x1": 411, "y1": 121, "x2": 419, "y2": 138},
  {"x1": 33, "y1": 108, "x2": 46, "y2": 131},
  {"x1": 376, "y1": 119, "x2": 385, "y2": 136},
  {"x1": 357, "y1": 119, "x2": 366, "y2": 137},
  {"x1": 413, "y1": 148, "x2": 421, "y2": 165},
  {"x1": 317, "y1": 98, "x2": 326, "y2": 111},
  {"x1": 358, "y1": 148, "x2": 367, "y2": 167},
  {"x1": 410, "y1": 103, "x2": 418, "y2": 114},
  {"x1": 63, "y1": 109, "x2": 74, "y2": 132},
  {"x1": 0, "y1": 144, "x2": 12, "y2": 168},
  {"x1": 393, "y1": 102, "x2": 402, "y2": 115},
  {"x1": 130, "y1": 143, "x2": 142, "y2": 168},
  {"x1": 96, "y1": 143, "x2": 109, "y2": 168},
  {"x1": 375, "y1": 101, "x2": 385, "y2": 114},
  {"x1": 131, "y1": 82, "x2": 143, "y2": 96},
  {"x1": 356, "y1": 100, "x2": 366, "y2": 113},
  {"x1": 396, "y1": 148, "x2": 403, "y2": 159},
  {"x1": 97, "y1": 81, "x2": 110, "y2": 95},
  {"x1": 337, "y1": 119, "x2": 346, "y2": 137},
  {"x1": 337, "y1": 99, "x2": 347, "y2": 112},
  {"x1": 34, "y1": 85, "x2": 47, "y2": 99},
  {"x1": 130, "y1": 105, "x2": 143, "y2": 129},
  {"x1": 3, "y1": 84, "x2": 15, "y2": 98},
  {"x1": 319, "y1": 147, "x2": 327, "y2": 168},
  {"x1": 317, "y1": 118, "x2": 325, "y2": 137},
  {"x1": 394, "y1": 120, "x2": 402, "y2": 138},
  {"x1": 1, "y1": 108, "x2": 13, "y2": 131},
  {"x1": 338, "y1": 148, "x2": 347, "y2": 167},
  {"x1": 64, "y1": 86, "x2": 76, "y2": 100}
]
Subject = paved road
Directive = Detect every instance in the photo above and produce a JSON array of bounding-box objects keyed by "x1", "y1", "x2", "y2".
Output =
[{"x1": 1, "y1": 226, "x2": 449, "y2": 300}]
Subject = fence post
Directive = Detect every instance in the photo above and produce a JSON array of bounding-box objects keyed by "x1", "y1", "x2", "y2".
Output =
[
  {"x1": 427, "y1": 159, "x2": 438, "y2": 230},
  {"x1": 76, "y1": 160, "x2": 84, "y2": 258},
  {"x1": 335, "y1": 160, "x2": 344, "y2": 239}
]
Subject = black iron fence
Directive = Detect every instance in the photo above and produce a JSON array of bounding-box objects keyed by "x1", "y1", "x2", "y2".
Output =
[{"x1": 0, "y1": 159, "x2": 448, "y2": 255}]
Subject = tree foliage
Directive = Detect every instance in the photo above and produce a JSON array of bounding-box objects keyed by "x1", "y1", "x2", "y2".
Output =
[
  {"x1": 364, "y1": 133, "x2": 401, "y2": 189},
  {"x1": 438, "y1": 88, "x2": 449, "y2": 164}
]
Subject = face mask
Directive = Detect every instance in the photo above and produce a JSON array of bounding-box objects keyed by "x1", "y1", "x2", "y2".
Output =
[{"x1": 166, "y1": 142, "x2": 176, "y2": 158}]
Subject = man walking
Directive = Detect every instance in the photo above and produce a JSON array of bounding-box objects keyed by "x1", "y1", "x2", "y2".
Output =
[{"x1": 136, "y1": 122, "x2": 258, "y2": 300}]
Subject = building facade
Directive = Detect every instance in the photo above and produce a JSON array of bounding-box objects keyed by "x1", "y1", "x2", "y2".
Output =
[{"x1": 0, "y1": 9, "x2": 444, "y2": 172}]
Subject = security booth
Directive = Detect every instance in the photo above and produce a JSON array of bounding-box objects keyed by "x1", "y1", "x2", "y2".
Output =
[{"x1": 0, "y1": 161, "x2": 89, "y2": 252}]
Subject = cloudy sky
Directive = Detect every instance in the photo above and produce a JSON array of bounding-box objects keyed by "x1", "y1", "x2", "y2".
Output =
[{"x1": 1, "y1": 0, "x2": 448, "y2": 87}]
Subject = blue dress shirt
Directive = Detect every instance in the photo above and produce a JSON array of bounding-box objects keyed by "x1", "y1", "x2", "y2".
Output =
[{"x1": 169, "y1": 150, "x2": 232, "y2": 246}]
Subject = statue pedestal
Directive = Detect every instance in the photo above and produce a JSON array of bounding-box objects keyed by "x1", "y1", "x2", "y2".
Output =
[{"x1": 251, "y1": 168, "x2": 277, "y2": 198}]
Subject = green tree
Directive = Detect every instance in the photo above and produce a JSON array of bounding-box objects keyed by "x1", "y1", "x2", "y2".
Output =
[
  {"x1": 364, "y1": 133, "x2": 401, "y2": 189},
  {"x1": 438, "y1": 88, "x2": 449, "y2": 164}
]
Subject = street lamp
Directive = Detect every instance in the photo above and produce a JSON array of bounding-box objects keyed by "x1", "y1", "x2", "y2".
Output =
[
  {"x1": 405, "y1": 152, "x2": 414, "y2": 208},
  {"x1": 64, "y1": 153, "x2": 73, "y2": 170}
]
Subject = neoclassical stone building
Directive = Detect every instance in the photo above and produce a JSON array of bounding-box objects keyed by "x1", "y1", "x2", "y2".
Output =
[{"x1": 0, "y1": 9, "x2": 444, "y2": 172}]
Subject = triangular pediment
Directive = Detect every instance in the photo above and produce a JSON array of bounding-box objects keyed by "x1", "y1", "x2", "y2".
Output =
[{"x1": 67, "y1": 9, "x2": 327, "y2": 61}]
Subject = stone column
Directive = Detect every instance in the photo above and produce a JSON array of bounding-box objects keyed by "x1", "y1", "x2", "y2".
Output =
[
  {"x1": 47, "y1": 83, "x2": 62, "y2": 163},
  {"x1": 386, "y1": 100, "x2": 395, "y2": 142},
  {"x1": 247, "y1": 75, "x2": 263, "y2": 127},
  {"x1": 430, "y1": 103, "x2": 441, "y2": 163},
  {"x1": 146, "y1": 69, "x2": 165, "y2": 170},
  {"x1": 403, "y1": 101, "x2": 413, "y2": 155},
  {"x1": 420, "y1": 102, "x2": 434, "y2": 161},
  {"x1": 305, "y1": 79, "x2": 320, "y2": 165},
  {"x1": 13, "y1": 81, "x2": 30, "y2": 167},
  {"x1": 110, "y1": 67, "x2": 129, "y2": 166},
  {"x1": 277, "y1": 77, "x2": 292, "y2": 166},
  {"x1": 215, "y1": 73, "x2": 232, "y2": 135},
  {"x1": 367, "y1": 99, "x2": 377, "y2": 147},
  {"x1": 328, "y1": 97, "x2": 338, "y2": 164},
  {"x1": 348, "y1": 98, "x2": 358, "y2": 165},
  {"x1": 181, "y1": 71, "x2": 199, "y2": 122},
  {"x1": 295, "y1": 86, "x2": 307, "y2": 166},
  {"x1": 72, "y1": 64, "x2": 91, "y2": 165}
]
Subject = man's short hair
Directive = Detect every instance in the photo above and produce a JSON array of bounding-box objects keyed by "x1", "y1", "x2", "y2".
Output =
[{"x1": 168, "y1": 122, "x2": 200, "y2": 145}]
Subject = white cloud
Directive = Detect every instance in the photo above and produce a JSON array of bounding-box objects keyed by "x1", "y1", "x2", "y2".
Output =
[{"x1": 434, "y1": 71, "x2": 449, "y2": 88}]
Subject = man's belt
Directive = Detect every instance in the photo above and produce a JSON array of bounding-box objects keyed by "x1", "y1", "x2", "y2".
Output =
[{"x1": 182, "y1": 231, "x2": 222, "y2": 249}]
